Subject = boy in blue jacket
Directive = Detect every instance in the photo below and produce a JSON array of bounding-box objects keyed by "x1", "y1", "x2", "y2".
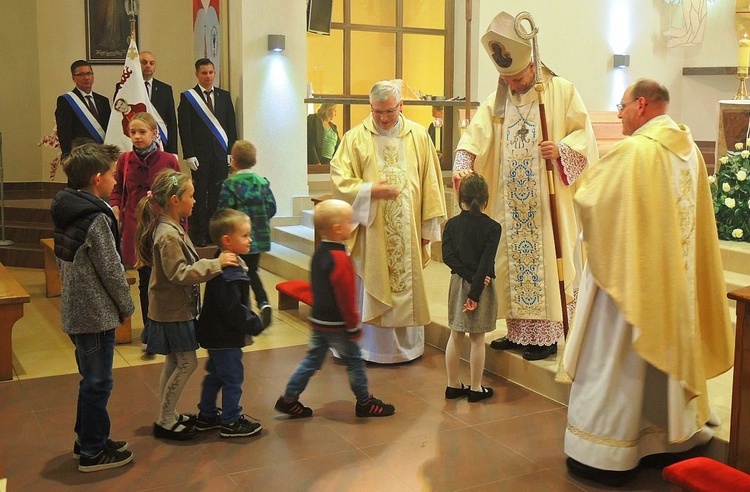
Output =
[{"x1": 193, "y1": 208, "x2": 265, "y2": 438}]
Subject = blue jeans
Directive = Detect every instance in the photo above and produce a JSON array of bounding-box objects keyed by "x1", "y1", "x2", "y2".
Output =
[
  {"x1": 69, "y1": 329, "x2": 115, "y2": 457},
  {"x1": 198, "y1": 348, "x2": 244, "y2": 424},
  {"x1": 284, "y1": 330, "x2": 369, "y2": 401}
]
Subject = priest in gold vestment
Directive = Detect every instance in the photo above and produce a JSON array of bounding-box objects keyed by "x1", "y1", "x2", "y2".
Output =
[
  {"x1": 563, "y1": 79, "x2": 734, "y2": 487},
  {"x1": 453, "y1": 11, "x2": 598, "y2": 360},
  {"x1": 331, "y1": 81, "x2": 447, "y2": 363}
]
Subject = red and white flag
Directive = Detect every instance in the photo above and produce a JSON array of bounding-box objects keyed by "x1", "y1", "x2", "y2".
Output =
[{"x1": 104, "y1": 38, "x2": 167, "y2": 152}]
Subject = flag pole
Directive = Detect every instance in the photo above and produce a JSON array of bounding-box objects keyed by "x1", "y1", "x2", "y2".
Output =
[{"x1": 126, "y1": 0, "x2": 138, "y2": 43}]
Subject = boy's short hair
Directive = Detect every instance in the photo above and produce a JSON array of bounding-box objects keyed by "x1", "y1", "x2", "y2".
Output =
[
  {"x1": 231, "y1": 140, "x2": 257, "y2": 169},
  {"x1": 62, "y1": 143, "x2": 119, "y2": 189},
  {"x1": 209, "y1": 208, "x2": 251, "y2": 246},
  {"x1": 313, "y1": 199, "x2": 351, "y2": 239}
]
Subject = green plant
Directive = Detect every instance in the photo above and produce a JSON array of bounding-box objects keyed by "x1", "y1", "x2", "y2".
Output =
[{"x1": 711, "y1": 142, "x2": 750, "y2": 242}]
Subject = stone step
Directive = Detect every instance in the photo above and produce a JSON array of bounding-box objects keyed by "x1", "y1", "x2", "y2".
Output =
[
  {"x1": 260, "y1": 242, "x2": 311, "y2": 281},
  {"x1": 726, "y1": 271, "x2": 750, "y2": 312},
  {"x1": 720, "y1": 240, "x2": 750, "y2": 276},
  {"x1": 273, "y1": 224, "x2": 315, "y2": 257},
  {"x1": 2, "y1": 202, "x2": 54, "y2": 224},
  {"x1": 301, "y1": 209, "x2": 314, "y2": 229},
  {"x1": 0, "y1": 221, "x2": 54, "y2": 244},
  {"x1": 0, "y1": 242, "x2": 44, "y2": 269}
]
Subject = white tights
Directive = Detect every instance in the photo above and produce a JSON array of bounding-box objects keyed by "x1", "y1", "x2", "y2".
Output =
[{"x1": 445, "y1": 331, "x2": 486, "y2": 391}]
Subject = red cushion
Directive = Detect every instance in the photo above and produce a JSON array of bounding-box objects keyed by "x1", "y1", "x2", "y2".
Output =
[
  {"x1": 662, "y1": 457, "x2": 750, "y2": 491},
  {"x1": 276, "y1": 280, "x2": 313, "y2": 306}
]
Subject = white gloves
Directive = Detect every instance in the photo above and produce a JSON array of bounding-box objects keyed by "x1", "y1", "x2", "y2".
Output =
[
  {"x1": 186, "y1": 157, "x2": 200, "y2": 171},
  {"x1": 227, "y1": 155, "x2": 233, "y2": 166}
]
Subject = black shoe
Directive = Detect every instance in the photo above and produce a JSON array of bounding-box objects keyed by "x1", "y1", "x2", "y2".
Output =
[
  {"x1": 467, "y1": 386, "x2": 494, "y2": 403},
  {"x1": 274, "y1": 396, "x2": 313, "y2": 418},
  {"x1": 355, "y1": 396, "x2": 395, "y2": 417},
  {"x1": 445, "y1": 382, "x2": 470, "y2": 400},
  {"x1": 566, "y1": 457, "x2": 636, "y2": 487},
  {"x1": 490, "y1": 337, "x2": 522, "y2": 350},
  {"x1": 220, "y1": 415, "x2": 263, "y2": 438},
  {"x1": 153, "y1": 421, "x2": 197, "y2": 441},
  {"x1": 260, "y1": 303, "x2": 272, "y2": 328},
  {"x1": 194, "y1": 410, "x2": 222, "y2": 431},
  {"x1": 522, "y1": 343, "x2": 558, "y2": 361},
  {"x1": 73, "y1": 438, "x2": 128, "y2": 460},
  {"x1": 78, "y1": 447, "x2": 134, "y2": 473}
]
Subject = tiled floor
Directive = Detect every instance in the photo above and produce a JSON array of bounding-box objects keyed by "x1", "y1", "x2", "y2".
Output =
[{"x1": 1, "y1": 267, "x2": 688, "y2": 490}]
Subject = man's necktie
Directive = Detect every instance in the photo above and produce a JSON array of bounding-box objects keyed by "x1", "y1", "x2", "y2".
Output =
[
  {"x1": 85, "y1": 95, "x2": 99, "y2": 120},
  {"x1": 204, "y1": 90, "x2": 214, "y2": 113},
  {"x1": 145, "y1": 81, "x2": 151, "y2": 100}
]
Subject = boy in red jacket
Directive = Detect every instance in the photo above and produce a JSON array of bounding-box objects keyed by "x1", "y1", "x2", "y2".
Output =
[{"x1": 274, "y1": 199, "x2": 395, "y2": 418}]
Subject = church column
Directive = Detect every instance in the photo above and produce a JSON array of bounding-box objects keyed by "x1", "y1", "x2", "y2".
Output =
[{"x1": 228, "y1": 0, "x2": 309, "y2": 217}]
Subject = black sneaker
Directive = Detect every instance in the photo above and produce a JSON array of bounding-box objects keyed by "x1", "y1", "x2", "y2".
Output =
[
  {"x1": 78, "y1": 447, "x2": 134, "y2": 473},
  {"x1": 194, "y1": 410, "x2": 222, "y2": 431},
  {"x1": 355, "y1": 396, "x2": 395, "y2": 417},
  {"x1": 220, "y1": 415, "x2": 262, "y2": 438},
  {"x1": 73, "y1": 438, "x2": 128, "y2": 460},
  {"x1": 274, "y1": 396, "x2": 313, "y2": 418},
  {"x1": 260, "y1": 303, "x2": 272, "y2": 328}
]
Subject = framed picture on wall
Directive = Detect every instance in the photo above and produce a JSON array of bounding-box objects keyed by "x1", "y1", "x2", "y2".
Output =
[{"x1": 85, "y1": 0, "x2": 137, "y2": 64}]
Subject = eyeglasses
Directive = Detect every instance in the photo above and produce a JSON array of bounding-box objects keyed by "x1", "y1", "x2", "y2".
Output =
[
  {"x1": 371, "y1": 104, "x2": 401, "y2": 116},
  {"x1": 616, "y1": 98, "x2": 639, "y2": 112},
  {"x1": 73, "y1": 71, "x2": 94, "y2": 77}
]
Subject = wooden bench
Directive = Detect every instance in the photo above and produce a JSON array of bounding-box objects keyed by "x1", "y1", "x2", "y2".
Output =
[
  {"x1": 0, "y1": 263, "x2": 30, "y2": 381},
  {"x1": 276, "y1": 280, "x2": 313, "y2": 310},
  {"x1": 40, "y1": 238, "x2": 137, "y2": 344}
]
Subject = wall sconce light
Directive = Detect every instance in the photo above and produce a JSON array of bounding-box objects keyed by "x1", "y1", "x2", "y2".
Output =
[
  {"x1": 268, "y1": 34, "x2": 285, "y2": 52},
  {"x1": 613, "y1": 54, "x2": 630, "y2": 68}
]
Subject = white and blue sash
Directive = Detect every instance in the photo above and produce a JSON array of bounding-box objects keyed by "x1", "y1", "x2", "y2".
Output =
[
  {"x1": 183, "y1": 88, "x2": 228, "y2": 152},
  {"x1": 64, "y1": 92, "x2": 105, "y2": 142}
]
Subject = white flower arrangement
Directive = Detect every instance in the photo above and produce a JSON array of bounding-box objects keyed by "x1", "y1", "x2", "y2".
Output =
[{"x1": 711, "y1": 142, "x2": 750, "y2": 242}]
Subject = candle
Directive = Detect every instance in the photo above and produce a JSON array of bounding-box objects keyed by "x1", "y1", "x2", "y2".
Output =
[{"x1": 739, "y1": 36, "x2": 750, "y2": 70}]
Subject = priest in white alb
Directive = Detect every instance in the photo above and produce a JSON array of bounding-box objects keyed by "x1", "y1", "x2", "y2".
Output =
[
  {"x1": 562, "y1": 79, "x2": 734, "y2": 487},
  {"x1": 331, "y1": 80, "x2": 446, "y2": 363}
]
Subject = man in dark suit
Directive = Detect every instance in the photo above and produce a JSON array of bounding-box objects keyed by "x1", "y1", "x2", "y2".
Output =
[
  {"x1": 178, "y1": 58, "x2": 237, "y2": 246},
  {"x1": 55, "y1": 60, "x2": 112, "y2": 158},
  {"x1": 140, "y1": 51, "x2": 178, "y2": 154}
]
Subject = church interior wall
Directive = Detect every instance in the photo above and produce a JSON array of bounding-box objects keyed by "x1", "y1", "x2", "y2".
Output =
[{"x1": 1, "y1": 0, "x2": 743, "y2": 185}]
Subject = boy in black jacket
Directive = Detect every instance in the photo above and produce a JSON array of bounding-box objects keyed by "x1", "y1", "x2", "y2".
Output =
[{"x1": 194, "y1": 208, "x2": 264, "y2": 438}]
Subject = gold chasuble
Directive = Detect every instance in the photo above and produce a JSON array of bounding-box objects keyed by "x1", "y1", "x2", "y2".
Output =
[
  {"x1": 331, "y1": 115, "x2": 446, "y2": 327},
  {"x1": 569, "y1": 115, "x2": 733, "y2": 420},
  {"x1": 457, "y1": 72, "x2": 598, "y2": 324}
]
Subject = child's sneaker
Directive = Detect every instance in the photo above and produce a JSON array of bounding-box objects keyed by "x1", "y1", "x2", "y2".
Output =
[
  {"x1": 220, "y1": 415, "x2": 262, "y2": 438},
  {"x1": 73, "y1": 438, "x2": 128, "y2": 460},
  {"x1": 355, "y1": 396, "x2": 395, "y2": 417},
  {"x1": 194, "y1": 410, "x2": 222, "y2": 431},
  {"x1": 274, "y1": 396, "x2": 313, "y2": 418},
  {"x1": 260, "y1": 302, "x2": 273, "y2": 328},
  {"x1": 78, "y1": 447, "x2": 134, "y2": 473}
]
